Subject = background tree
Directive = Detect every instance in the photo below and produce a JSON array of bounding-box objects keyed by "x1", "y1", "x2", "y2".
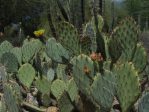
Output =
[{"x1": 124, "y1": 0, "x2": 149, "y2": 30}]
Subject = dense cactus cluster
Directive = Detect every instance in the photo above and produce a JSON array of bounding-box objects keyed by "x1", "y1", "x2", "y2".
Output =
[{"x1": 0, "y1": 14, "x2": 148, "y2": 112}]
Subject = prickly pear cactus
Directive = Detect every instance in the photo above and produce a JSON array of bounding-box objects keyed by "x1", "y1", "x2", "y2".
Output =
[
  {"x1": 17, "y1": 63, "x2": 36, "y2": 88},
  {"x1": 103, "y1": 34, "x2": 110, "y2": 59},
  {"x1": 58, "y1": 91, "x2": 74, "y2": 112},
  {"x1": 46, "y1": 38, "x2": 70, "y2": 63},
  {"x1": 132, "y1": 43, "x2": 147, "y2": 73},
  {"x1": 41, "y1": 94, "x2": 51, "y2": 107},
  {"x1": 22, "y1": 39, "x2": 42, "y2": 63},
  {"x1": 57, "y1": 22, "x2": 80, "y2": 56},
  {"x1": 80, "y1": 36, "x2": 91, "y2": 54},
  {"x1": 114, "y1": 62, "x2": 141, "y2": 112},
  {"x1": 56, "y1": 64, "x2": 67, "y2": 81},
  {"x1": 11, "y1": 47, "x2": 22, "y2": 65},
  {"x1": 35, "y1": 76, "x2": 51, "y2": 94},
  {"x1": 0, "y1": 67, "x2": 20, "y2": 112},
  {"x1": 82, "y1": 23, "x2": 93, "y2": 53},
  {"x1": 83, "y1": 15, "x2": 104, "y2": 52},
  {"x1": 3, "y1": 84, "x2": 20, "y2": 112},
  {"x1": 66, "y1": 78, "x2": 78, "y2": 102},
  {"x1": 70, "y1": 54, "x2": 94, "y2": 95},
  {"x1": 91, "y1": 15, "x2": 104, "y2": 32},
  {"x1": 0, "y1": 41, "x2": 13, "y2": 58},
  {"x1": 46, "y1": 68, "x2": 55, "y2": 81},
  {"x1": 83, "y1": 22, "x2": 95, "y2": 39},
  {"x1": 0, "y1": 52, "x2": 18, "y2": 73},
  {"x1": 0, "y1": 66, "x2": 7, "y2": 83},
  {"x1": 138, "y1": 92, "x2": 149, "y2": 112},
  {"x1": 108, "y1": 37, "x2": 122, "y2": 62},
  {"x1": 91, "y1": 71, "x2": 116, "y2": 110},
  {"x1": 51, "y1": 79, "x2": 66, "y2": 99},
  {"x1": 103, "y1": 60, "x2": 111, "y2": 70},
  {"x1": 9, "y1": 81, "x2": 22, "y2": 104},
  {"x1": 0, "y1": 97, "x2": 7, "y2": 112},
  {"x1": 109, "y1": 17, "x2": 140, "y2": 62}
]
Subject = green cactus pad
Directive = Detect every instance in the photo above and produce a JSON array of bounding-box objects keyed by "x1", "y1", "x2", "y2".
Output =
[
  {"x1": 41, "y1": 94, "x2": 51, "y2": 107},
  {"x1": 82, "y1": 22, "x2": 94, "y2": 53},
  {"x1": 71, "y1": 54, "x2": 94, "y2": 95},
  {"x1": 51, "y1": 79, "x2": 66, "y2": 99},
  {"x1": 3, "y1": 84, "x2": 20, "y2": 112},
  {"x1": 0, "y1": 66, "x2": 7, "y2": 83},
  {"x1": 47, "y1": 68, "x2": 55, "y2": 81},
  {"x1": 17, "y1": 63, "x2": 36, "y2": 88},
  {"x1": 83, "y1": 15, "x2": 104, "y2": 53},
  {"x1": 66, "y1": 78, "x2": 78, "y2": 101},
  {"x1": 91, "y1": 71, "x2": 116, "y2": 110},
  {"x1": 108, "y1": 37, "x2": 122, "y2": 62},
  {"x1": 1, "y1": 52, "x2": 18, "y2": 73},
  {"x1": 0, "y1": 97, "x2": 7, "y2": 112},
  {"x1": 9, "y1": 81, "x2": 22, "y2": 104},
  {"x1": 1, "y1": 69, "x2": 21, "y2": 112},
  {"x1": 22, "y1": 39, "x2": 42, "y2": 63},
  {"x1": 110, "y1": 17, "x2": 140, "y2": 62},
  {"x1": 57, "y1": 21, "x2": 80, "y2": 56},
  {"x1": 138, "y1": 92, "x2": 149, "y2": 112},
  {"x1": 35, "y1": 76, "x2": 51, "y2": 94},
  {"x1": 103, "y1": 60, "x2": 112, "y2": 70},
  {"x1": 56, "y1": 64, "x2": 67, "y2": 81},
  {"x1": 0, "y1": 41, "x2": 13, "y2": 58},
  {"x1": 114, "y1": 62, "x2": 141, "y2": 112},
  {"x1": 103, "y1": 34, "x2": 110, "y2": 59},
  {"x1": 144, "y1": 64, "x2": 149, "y2": 79},
  {"x1": 11, "y1": 47, "x2": 22, "y2": 65},
  {"x1": 132, "y1": 43, "x2": 147, "y2": 73},
  {"x1": 91, "y1": 15, "x2": 104, "y2": 32},
  {"x1": 46, "y1": 38, "x2": 70, "y2": 63},
  {"x1": 80, "y1": 36, "x2": 92, "y2": 54},
  {"x1": 83, "y1": 22, "x2": 95, "y2": 39},
  {"x1": 58, "y1": 92, "x2": 74, "y2": 112}
]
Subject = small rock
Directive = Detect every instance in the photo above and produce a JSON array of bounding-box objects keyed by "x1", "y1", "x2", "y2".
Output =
[
  {"x1": 46, "y1": 106, "x2": 59, "y2": 112},
  {"x1": 26, "y1": 93, "x2": 38, "y2": 106}
]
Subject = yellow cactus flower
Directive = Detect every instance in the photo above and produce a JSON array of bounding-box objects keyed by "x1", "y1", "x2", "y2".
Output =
[{"x1": 34, "y1": 29, "x2": 45, "y2": 37}]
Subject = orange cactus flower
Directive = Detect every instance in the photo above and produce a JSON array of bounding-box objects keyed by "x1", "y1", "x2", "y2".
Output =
[
  {"x1": 90, "y1": 52, "x2": 103, "y2": 62},
  {"x1": 90, "y1": 52, "x2": 97, "y2": 61},
  {"x1": 96, "y1": 53, "x2": 103, "y2": 62}
]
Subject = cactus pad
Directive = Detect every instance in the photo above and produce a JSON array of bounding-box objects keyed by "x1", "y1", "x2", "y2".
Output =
[
  {"x1": 46, "y1": 38, "x2": 70, "y2": 63},
  {"x1": 51, "y1": 79, "x2": 66, "y2": 99},
  {"x1": 91, "y1": 71, "x2": 116, "y2": 110},
  {"x1": 57, "y1": 22, "x2": 80, "y2": 56},
  {"x1": 1, "y1": 52, "x2": 18, "y2": 73},
  {"x1": 17, "y1": 63, "x2": 36, "y2": 88},
  {"x1": 11, "y1": 47, "x2": 22, "y2": 65},
  {"x1": 58, "y1": 92, "x2": 74, "y2": 112},
  {"x1": 56, "y1": 64, "x2": 67, "y2": 81},
  {"x1": 66, "y1": 78, "x2": 78, "y2": 101},
  {"x1": 114, "y1": 62, "x2": 140, "y2": 112},
  {"x1": 3, "y1": 84, "x2": 20, "y2": 112},
  {"x1": 110, "y1": 17, "x2": 140, "y2": 62},
  {"x1": 0, "y1": 41, "x2": 13, "y2": 58},
  {"x1": 138, "y1": 92, "x2": 149, "y2": 112},
  {"x1": 35, "y1": 76, "x2": 51, "y2": 94},
  {"x1": 22, "y1": 39, "x2": 42, "y2": 63},
  {"x1": 132, "y1": 43, "x2": 147, "y2": 73},
  {"x1": 71, "y1": 54, "x2": 94, "y2": 95},
  {"x1": 0, "y1": 97, "x2": 7, "y2": 112}
]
